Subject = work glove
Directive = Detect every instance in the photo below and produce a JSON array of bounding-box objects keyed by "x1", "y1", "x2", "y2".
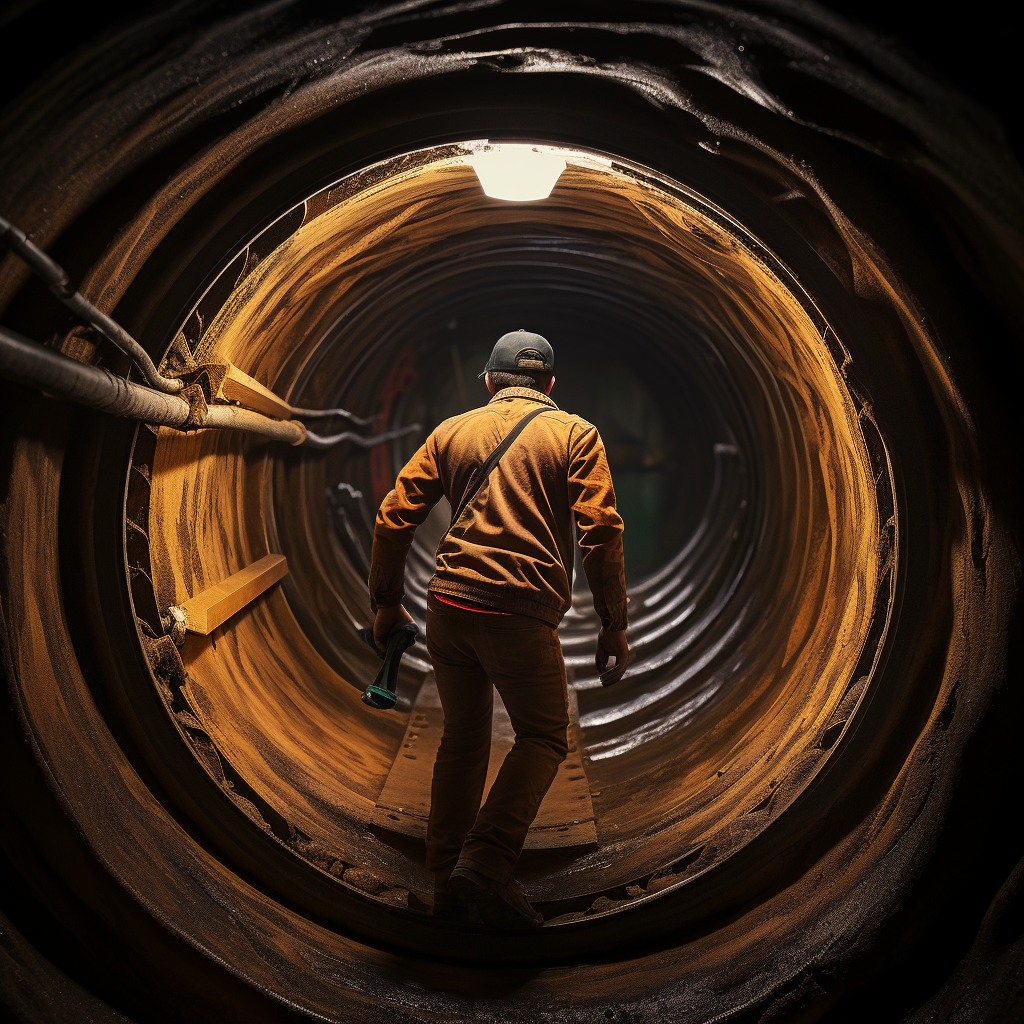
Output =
[{"x1": 596, "y1": 626, "x2": 629, "y2": 686}]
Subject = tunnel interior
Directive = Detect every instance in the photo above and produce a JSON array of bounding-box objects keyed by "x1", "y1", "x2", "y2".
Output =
[
  {"x1": 131, "y1": 142, "x2": 886, "y2": 929},
  {"x1": 0, "y1": 3, "x2": 1021, "y2": 1022}
]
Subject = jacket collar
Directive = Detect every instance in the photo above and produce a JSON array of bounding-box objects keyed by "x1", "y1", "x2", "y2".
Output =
[{"x1": 488, "y1": 387, "x2": 559, "y2": 410}]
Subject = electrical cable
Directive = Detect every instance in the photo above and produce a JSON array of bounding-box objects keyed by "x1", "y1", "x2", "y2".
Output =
[
  {"x1": 0, "y1": 323, "x2": 423, "y2": 450},
  {"x1": 290, "y1": 406, "x2": 380, "y2": 425},
  {"x1": 0, "y1": 214, "x2": 185, "y2": 395},
  {"x1": 303, "y1": 423, "x2": 421, "y2": 449},
  {"x1": 0, "y1": 217, "x2": 415, "y2": 445},
  {"x1": 0, "y1": 324, "x2": 305, "y2": 444}
]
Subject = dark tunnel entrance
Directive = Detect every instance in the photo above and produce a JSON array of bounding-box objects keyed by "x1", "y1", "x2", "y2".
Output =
[{"x1": 0, "y1": 3, "x2": 1021, "y2": 1022}]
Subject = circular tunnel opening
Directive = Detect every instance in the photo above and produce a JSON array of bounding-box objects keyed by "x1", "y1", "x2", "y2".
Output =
[
  {"x1": 133, "y1": 141, "x2": 887, "y2": 937},
  {"x1": 2, "y1": 3, "x2": 1019, "y2": 1018}
]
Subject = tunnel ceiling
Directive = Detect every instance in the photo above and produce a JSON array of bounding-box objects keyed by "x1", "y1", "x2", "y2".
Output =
[{"x1": 0, "y1": 3, "x2": 1021, "y2": 1023}]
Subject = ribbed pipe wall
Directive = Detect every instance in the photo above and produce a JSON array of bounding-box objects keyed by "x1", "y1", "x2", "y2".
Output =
[{"x1": 0, "y1": 3, "x2": 1020, "y2": 1022}]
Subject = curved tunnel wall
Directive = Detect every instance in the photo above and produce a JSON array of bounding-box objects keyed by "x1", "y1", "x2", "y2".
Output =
[
  {"x1": 140, "y1": 144, "x2": 884, "y2": 914},
  {"x1": 0, "y1": 2, "x2": 1021, "y2": 1022}
]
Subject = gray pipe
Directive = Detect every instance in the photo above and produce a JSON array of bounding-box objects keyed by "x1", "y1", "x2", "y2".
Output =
[
  {"x1": 0, "y1": 324, "x2": 192, "y2": 422},
  {"x1": 2, "y1": 217, "x2": 417, "y2": 446},
  {"x1": 0, "y1": 214, "x2": 184, "y2": 395},
  {"x1": 304, "y1": 423, "x2": 422, "y2": 449},
  {"x1": 204, "y1": 404, "x2": 305, "y2": 444},
  {"x1": 290, "y1": 406, "x2": 380, "y2": 426},
  {"x1": 0, "y1": 325, "x2": 305, "y2": 445}
]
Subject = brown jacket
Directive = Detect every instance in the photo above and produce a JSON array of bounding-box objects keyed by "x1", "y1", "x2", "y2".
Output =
[{"x1": 369, "y1": 387, "x2": 627, "y2": 629}]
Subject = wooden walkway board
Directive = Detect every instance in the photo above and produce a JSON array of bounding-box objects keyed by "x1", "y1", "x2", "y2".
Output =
[
  {"x1": 181, "y1": 554, "x2": 288, "y2": 634},
  {"x1": 219, "y1": 363, "x2": 293, "y2": 421},
  {"x1": 373, "y1": 677, "x2": 598, "y2": 849}
]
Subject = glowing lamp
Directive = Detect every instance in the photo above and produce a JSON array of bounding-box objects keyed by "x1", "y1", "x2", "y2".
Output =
[{"x1": 469, "y1": 145, "x2": 567, "y2": 201}]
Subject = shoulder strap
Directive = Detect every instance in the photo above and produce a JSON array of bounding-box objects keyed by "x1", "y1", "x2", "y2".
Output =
[{"x1": 443, "y1": 405, "x2": 549, "y2": 539}]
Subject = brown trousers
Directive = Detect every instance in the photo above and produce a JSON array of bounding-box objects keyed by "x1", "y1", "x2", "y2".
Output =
[{"x1": 424, "y1": 592, "x2": 570, "y2": 885}]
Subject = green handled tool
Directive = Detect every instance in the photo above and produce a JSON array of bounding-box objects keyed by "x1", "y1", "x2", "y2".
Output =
[{"x1": 357, "y1": 622, "x2": 419, "y2": 710}]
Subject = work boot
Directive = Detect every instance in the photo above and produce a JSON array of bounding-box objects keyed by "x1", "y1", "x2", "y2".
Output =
[
  {"x1": 448, "y1": 866, "x2": 543, "y2": 930},
  {"x1": 432, "y1": 890, "x2": 471, "y2": 922},
  {"x1": 431, "y1": 869, "x2": 470, "y2": 922}
]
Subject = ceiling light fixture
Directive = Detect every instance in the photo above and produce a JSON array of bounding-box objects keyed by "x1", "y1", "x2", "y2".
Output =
[{"x1": 468, "y1": 144, "x2": 567, "y2": 201}]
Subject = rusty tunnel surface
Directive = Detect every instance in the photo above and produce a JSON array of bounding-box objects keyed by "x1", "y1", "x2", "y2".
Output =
[
  {"x1": 0, "y1": 2, "x2": 1020, "y2": 1022},
  {"x1": 135, "y1": 143, "x2": 889, "y2": 922}
]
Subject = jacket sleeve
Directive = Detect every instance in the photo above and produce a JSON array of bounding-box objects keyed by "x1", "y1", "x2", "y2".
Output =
[
  {"x1": 568, "y1": 424, "x2": 628, "y2": 631},
  {"x1": 368, "y1": 434, "x2": 444, "y2": 611}
]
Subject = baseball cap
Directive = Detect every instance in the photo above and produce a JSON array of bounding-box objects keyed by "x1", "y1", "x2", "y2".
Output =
[{"x1": 481, "y1": 330, "x2": 555, "y2": 377}]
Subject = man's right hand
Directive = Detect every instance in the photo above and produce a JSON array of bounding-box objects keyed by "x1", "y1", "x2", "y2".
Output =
[
  {"x1": 374, "y1": 603, "x2": 414, "y2": 654},
  {"x1": 596, "y1": 627, "x2": 629, "y2": 686}
]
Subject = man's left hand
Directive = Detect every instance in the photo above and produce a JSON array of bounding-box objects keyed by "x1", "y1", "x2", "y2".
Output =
[
  {"x1": 596, "y1": 627, "x2": 629, "y2": 686},
  {"x1": 373, "y1": 603, "x2": 414, "y2": 653}
]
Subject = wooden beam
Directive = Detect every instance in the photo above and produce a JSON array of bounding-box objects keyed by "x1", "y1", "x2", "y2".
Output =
[
  {"x1": 218, "y1": 363, "x2": 293, "y2": 421},
  {"x1": 180, "y1": 554, "x2": 288, "y2": 634}
]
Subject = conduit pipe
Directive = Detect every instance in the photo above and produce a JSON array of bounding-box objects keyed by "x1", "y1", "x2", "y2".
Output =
[
  {"x1": 0, "y1": 324, "x2": 306, "y2": 444},
  {"x1": 205, "y1": 405, "x2": 306, "y2": 444},
  {"x1": 0, "y1": 213, "x2": 184, "y2": 395},
  {"x1": 0, "y1": 215, "x2": 419, "y2": 447}
]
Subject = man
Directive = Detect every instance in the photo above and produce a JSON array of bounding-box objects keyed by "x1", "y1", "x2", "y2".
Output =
[{"x1": 368, "y1": 329, "x2": 629, "y2": 929}]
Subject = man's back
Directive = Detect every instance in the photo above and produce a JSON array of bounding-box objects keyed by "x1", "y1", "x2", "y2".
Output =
[
  {"x1": 370, "y1": 386, "x2": 626, "y2": 629},
  {"x1": 367, "y1": 331, "x2": 629, "y2": 929}
]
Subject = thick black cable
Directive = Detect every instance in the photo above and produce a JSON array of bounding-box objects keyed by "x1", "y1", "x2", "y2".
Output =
[{"x1": 0, "y1": 214, "x2": 184, "y2": 395}]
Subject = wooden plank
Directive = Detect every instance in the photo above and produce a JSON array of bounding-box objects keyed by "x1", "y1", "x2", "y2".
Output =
[
  {"x1": 373, "y1": 676, "x2": 598, "y2": 850},
  {"x1": 219, "y1": 363, "x2": 293, "y2": 420},
  {"x1": 181, "y1": 554, "x2": 288, "y2": 634}
]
